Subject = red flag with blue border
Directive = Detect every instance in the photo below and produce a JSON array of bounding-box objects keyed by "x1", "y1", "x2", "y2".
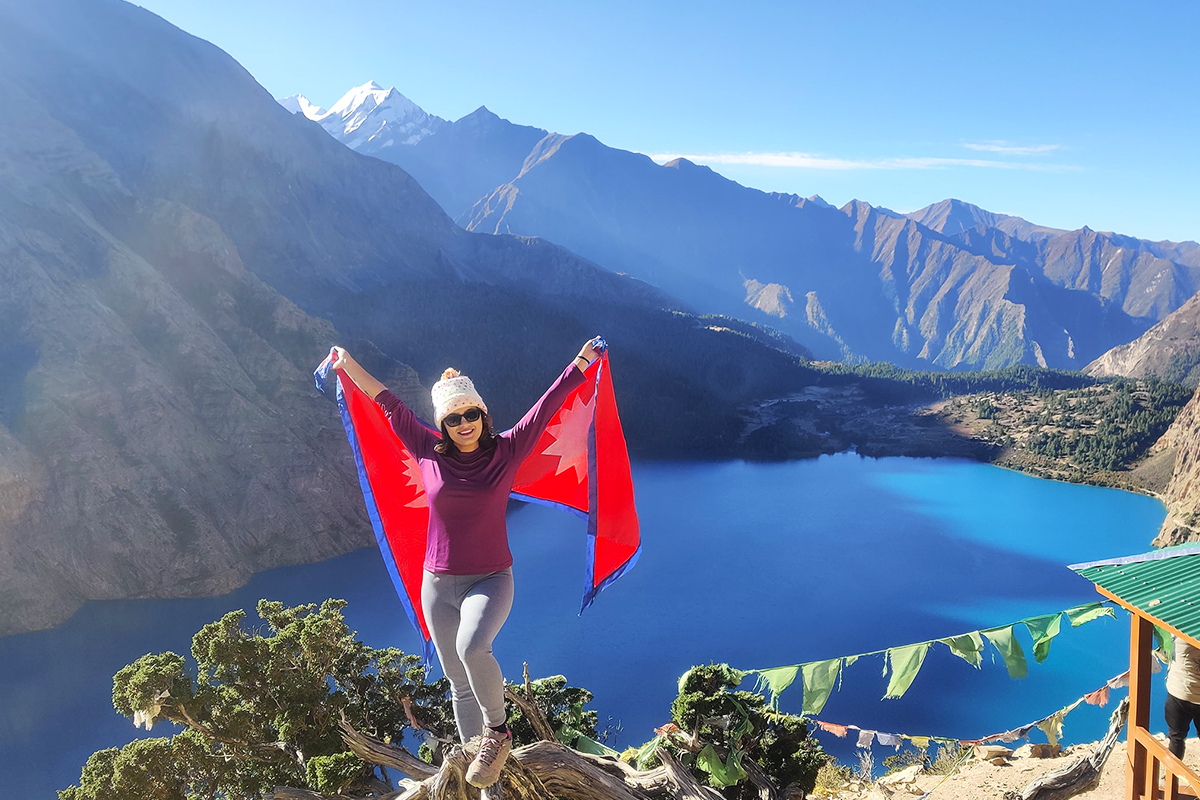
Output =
[{"x1": 315, "y1": 350, "x2": 640, "y2": 661}]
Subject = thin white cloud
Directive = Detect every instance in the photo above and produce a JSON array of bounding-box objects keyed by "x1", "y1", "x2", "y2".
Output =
[
  {"x1": 646, "y1": 151, "x2": 1076, "y2": 172},
  {"x1": 962, "y1": 141, "x2": 1060, "y2": 155}
]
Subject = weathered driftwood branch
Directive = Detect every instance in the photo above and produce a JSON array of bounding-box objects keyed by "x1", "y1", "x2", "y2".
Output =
[
  {"x1": 514, "y1": 740, "x2": 653, "y2": 800},
  {"x1": 656, "y1": 748, "x2": 727, "y2": 800},
  {"x1": 339, "y1": 718, "x2": 438, "y2": 780},
  {"x1": 1013, "y1": 697, "x2": 1129, "y2": 800},
  {"x1": 503, "y1": 663, "x2": 558, "y2": 743},
  {"x1": 336, "y1": 722, "x2": 718, "y2": 800}
]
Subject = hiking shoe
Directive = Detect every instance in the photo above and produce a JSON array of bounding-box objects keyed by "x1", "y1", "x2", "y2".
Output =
[{"x1": 466, "y1": 725, "x2": 512, "y2": 788}]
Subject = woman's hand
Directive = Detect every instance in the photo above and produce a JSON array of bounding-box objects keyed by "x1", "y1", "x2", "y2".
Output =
[
  {"x1": 326, "y1": 346, "x2": 388, "y2": 400},
  {"x1": 328, "y1": 346, "x2": 353, "y2": 369},
  {"x1": 575, "y1": 337, "x2": 603, "y2": 368}
]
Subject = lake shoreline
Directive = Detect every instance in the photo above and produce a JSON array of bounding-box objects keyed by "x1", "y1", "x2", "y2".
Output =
[{"x1": 2, "y1": 434, "x2": 1171, "y2": 643}]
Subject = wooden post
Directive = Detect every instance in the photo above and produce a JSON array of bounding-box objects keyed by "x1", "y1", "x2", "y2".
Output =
[{"x1": 1129, "y1": 615, "x2": 1154, "y2": 799}]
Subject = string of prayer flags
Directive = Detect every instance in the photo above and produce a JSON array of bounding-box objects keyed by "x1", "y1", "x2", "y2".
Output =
[
  {"x1": 812, "y1": 671, "x2": 1129, "y2": 754},
  {"x1": 740, "y1": 601, "x2": 1119, "y2": 715}
]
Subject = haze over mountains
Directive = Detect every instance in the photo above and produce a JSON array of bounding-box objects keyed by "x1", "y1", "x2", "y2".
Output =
[
  {"x1": 292, "y1": 84, "x2": 1200, "y2": 371},
  {"x1": 0, "y1": 0, "x2": 820, "y2": 634},
  {"x1": 5, "y1": 0, "x2": 1200, "y2": 638}
]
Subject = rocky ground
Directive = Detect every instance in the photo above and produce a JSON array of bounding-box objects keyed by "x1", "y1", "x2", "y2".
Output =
[{"x1": 817, "y1": 736, "x2": 1200, "y2": 799}]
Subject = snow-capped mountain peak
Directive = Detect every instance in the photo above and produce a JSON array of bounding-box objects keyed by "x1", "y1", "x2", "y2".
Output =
[
  {"x1": 278, "y1": 93, "x2": 326, "y2": 121},
  {"x1": 278, "y1": 81, "x2": 448, "y2": 154}
]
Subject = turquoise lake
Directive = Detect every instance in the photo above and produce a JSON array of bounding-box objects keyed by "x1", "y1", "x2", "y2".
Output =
[{"x1": 0, "y1": 454, "x2": 1171, "y2": 798}]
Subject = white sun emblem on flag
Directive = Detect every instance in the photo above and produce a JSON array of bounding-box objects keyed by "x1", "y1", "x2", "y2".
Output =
[
  {"x1": 540, "y1": 392, "x2": 595, "y2": 485},
  {"x1": 399, "y1": 450, "x2": 428, "y2": 509}
]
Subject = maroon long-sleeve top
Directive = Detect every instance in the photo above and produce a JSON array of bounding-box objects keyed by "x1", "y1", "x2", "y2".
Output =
[{"x1": 374, "y1": 363, "x2": 585, "y2": 575}]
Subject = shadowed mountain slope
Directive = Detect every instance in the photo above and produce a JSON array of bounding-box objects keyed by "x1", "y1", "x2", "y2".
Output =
[
  {"x1": 0, "y1": 0, "x2": 819, "y2": 634},
  {"x1": 462, "y1": 134, "x2": 1148, "y2": 369}
]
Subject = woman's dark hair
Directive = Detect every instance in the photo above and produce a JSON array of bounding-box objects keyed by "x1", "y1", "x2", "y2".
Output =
[{"x1": 434, "y1": 411, "x2": 497, "y2": 456}]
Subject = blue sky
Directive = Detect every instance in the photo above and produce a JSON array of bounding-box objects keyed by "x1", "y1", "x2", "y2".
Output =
[{"x1": 137, "y1": 0, "x2": 1198, "y2": 242}]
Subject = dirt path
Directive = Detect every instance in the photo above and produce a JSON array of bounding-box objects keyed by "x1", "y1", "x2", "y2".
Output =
[{"x1": 822, "y1": 735, "x2": 1200, "y2": 800}]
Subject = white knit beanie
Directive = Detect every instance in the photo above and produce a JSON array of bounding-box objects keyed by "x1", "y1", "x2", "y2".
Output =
[{"x1": 431, "y1": 368, "x2": 488, "y2": 428}]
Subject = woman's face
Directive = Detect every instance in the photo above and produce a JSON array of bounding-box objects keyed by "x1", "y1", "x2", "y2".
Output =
[{"x1": 444, "y1": 408, "x2": 484, "y2": 452}]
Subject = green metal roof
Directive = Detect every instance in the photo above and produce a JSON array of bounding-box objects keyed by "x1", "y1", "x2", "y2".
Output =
[{"x1": 1070, "y1": 544, "x2": 1200, "y2": 642}]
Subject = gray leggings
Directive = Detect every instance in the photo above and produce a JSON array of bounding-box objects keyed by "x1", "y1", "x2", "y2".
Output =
[{"x1": 421, "y1": 568, "x2": 514, "y2": 742}]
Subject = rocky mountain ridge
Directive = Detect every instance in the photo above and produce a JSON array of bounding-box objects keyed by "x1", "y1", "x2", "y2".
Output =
[
  {"x1": 1152, "y1": 382, "x2": 1200, "y2": 545},
  {"x1": 286, "y1": 84, "x2": 1199, "y2": 371},
  {"x1": 1086, "y1": 291, "x2": 1200, "y2": 386}
]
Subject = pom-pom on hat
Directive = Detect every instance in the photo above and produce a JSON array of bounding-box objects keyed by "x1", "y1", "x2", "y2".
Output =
[{"x1": 431, "y1": 368, "x2": 488, "y2": 428}]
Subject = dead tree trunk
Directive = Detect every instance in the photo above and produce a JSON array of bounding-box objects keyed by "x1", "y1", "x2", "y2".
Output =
[
  {"x1": 1010, "y1": 697, "x2": 1130, "y2": 800},
  {"x1": 328, "y1": 723, "x2": 742, "y2": 800}
]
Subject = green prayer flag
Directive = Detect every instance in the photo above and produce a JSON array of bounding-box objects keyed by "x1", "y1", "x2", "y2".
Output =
[
  {"x1": 695, "y1": 745, "x2": 748, "y2": 787},
  {"x1": 839, "y1": 655, "x2": 859, "y2": 691},
  {"x1": 753, "y1": 666, "x2": 800, "y2": 708},
  {"x1": 940, "y1": 631, "x2": 985, "y2": 668},
  {"x1": 1036, "y1": 711, "x2": 1065, "y2": 747},
  {"x1": 575, "y1": 735, "x2": 620, "y2": 757},
  {"x1": 1064, "y1": 602, "x2": 1115, "y2": 628},
  {"x1": 677, "y1": 667, "x2": 695, "y2": 694},
  {"x1": 884, "y1": 643, "x2": 932, "y2": 699},
  {"x1": 984, "y1": 625, "x2": 1029, "y2": 679},
  {"x1": 801, "y1": 659, "x2": 842, "y2": 717},
  {"x1": 631, "y1": 738, "x2": 662, "y2": 771},
  {"x1": 727, "y1": 695, "x2": 753, "y2": 741},
  {"x1": 1154, "y1": 626, "x2": 1176, "y2": 663},
  {"x1": 1023, "y1": 614, "x2": 1062, "y2": 663}
]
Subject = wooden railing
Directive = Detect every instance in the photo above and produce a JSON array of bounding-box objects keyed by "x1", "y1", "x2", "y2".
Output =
[{"x1": 1129, "y1": 726, "x2": 1200, "y2": 800}]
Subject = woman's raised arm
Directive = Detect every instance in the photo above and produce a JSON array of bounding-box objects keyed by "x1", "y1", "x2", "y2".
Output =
[
  {"x1": 328, "y1": 347, "x2": 438, "y2": 458},
  {"x1": 508, "y1": 338, "x2": 602, "y2": 459},
  {"x1": 327, "y1": 347, "x2": 388, "y2": 399}
]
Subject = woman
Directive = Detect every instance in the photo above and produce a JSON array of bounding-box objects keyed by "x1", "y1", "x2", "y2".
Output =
[{"x1": 327, "y1": 338, "x2": 602, "y2": 788}]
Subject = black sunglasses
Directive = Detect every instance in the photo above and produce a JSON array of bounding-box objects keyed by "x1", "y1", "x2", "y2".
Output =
[{"x1": 443, "y1": 408, "x2": 483, "y2": 428}]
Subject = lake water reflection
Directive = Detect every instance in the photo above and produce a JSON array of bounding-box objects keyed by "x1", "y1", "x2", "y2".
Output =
[{"x1": 0, "y1": 454, "x2": 1169, "y2": 798}]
